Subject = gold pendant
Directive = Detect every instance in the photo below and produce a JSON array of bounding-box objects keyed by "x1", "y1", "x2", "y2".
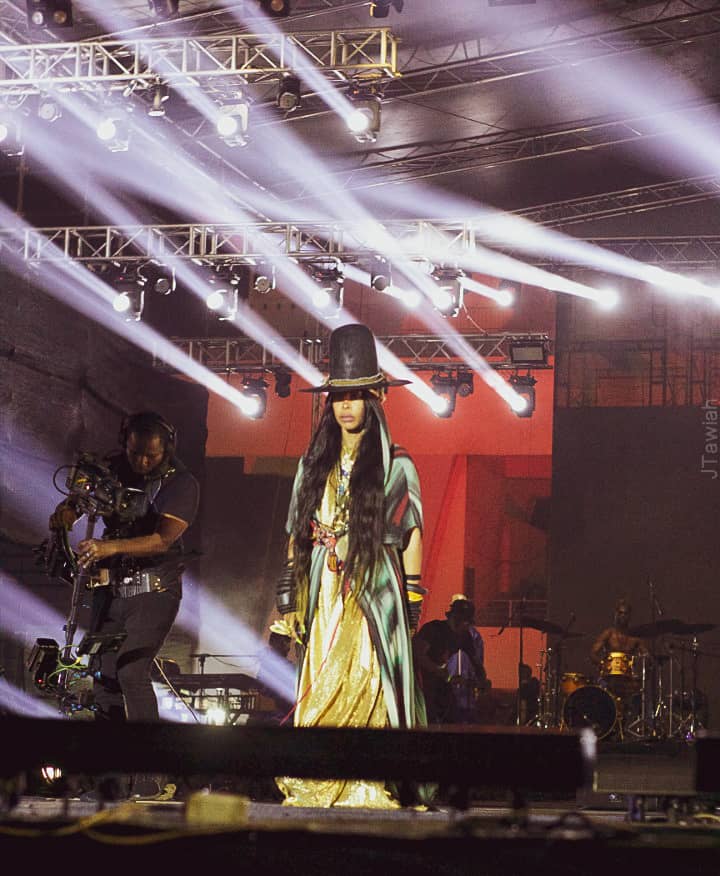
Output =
[{"x1": 327, "y1": 552, "x2": 338, "y2": 572}]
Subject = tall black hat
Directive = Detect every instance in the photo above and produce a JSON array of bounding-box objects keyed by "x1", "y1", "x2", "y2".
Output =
[{"x1": 303, "y1": 323, "x2": 410, "y2": 393}]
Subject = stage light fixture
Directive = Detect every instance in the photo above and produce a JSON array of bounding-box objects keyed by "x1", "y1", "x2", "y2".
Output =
[
  {"x1": 37, "y1": 96, "x2": 61, "y2": 123},
  {"x1": 260, "y1": 0, "x2": 290, "y2": 16},
  {"x1": 509, "y1": 374, "x2": 537, "y2": 418},
  {"x1": 112, "y1": 276, "x2": 145, "y2": 321},
  {"x1": 456, "y1": 369, "x2": 474, "y2": 398},
  {"x1": 370, "y1": 254, "x2": 391, "y2": 291},
  {"x1": 147, "y1": 82, "x2": 169, "y2": 117},
  {"x1": 206, "y1": 284, "x2": 238, "y2": 320},
  {"x1": 216, "y1": 99, "x2": 249, "y2": 147},
  {"x1": 242, "y1": 376, "x2": 269, "y2": 419},
  {"x1": 370, "y1": 0, "x2": 403, "y2": 17},
  {"x1": 254, "y1": 267, "x2": 275, "y2": 294},
  {"x1": 431, "y1": 267, "x2": 465, "y2": 318},
  {"x1": 277, "y1": 74, "x2": 301, "y2": 112},
  {"x1": 309, "y1": 263, "x2": 344, "y2": 314},
  {"x1": 430, "y1": 373, "x2": 457, "y2": 419},
  {"x1": 26, "y1": 1, "x2": 73, "y2": 30},
  {"x1": 148, "y1": 0, "x2": 179, "y2": 18},
  {"x1": 347, "y1": 84, "x2": 381, "y2": 143},
  {"x1": 96, "y1": 110, "x2": 131, "y2": 152},
  {"x1": 498, "y1": 279, "x2": 519, "y2": 305},
  {"x1": 0, "y1": 114, "x2": 24, "y2": 157},
  {"x1": 509, "y1": 340, "x2": 548, "y2": 367},
  {"x1": 138, "y1": 261, "x2": 175, "y2": 295},
  {"x1": 274, "y1": 369, "x2": 292, "y2": 398}
]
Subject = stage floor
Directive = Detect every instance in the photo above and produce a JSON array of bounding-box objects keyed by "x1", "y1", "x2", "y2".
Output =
[{"x1": 2, "y1": 739, "x2": 720, "y2": 873}]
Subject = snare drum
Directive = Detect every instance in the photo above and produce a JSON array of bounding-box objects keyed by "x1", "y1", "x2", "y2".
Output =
[
  {"x1": 561, "y1": 672, "x2": 589, "y2": 697},
  {"x1": 601, "y1": 651, "x2": 632, "y2": 677}
]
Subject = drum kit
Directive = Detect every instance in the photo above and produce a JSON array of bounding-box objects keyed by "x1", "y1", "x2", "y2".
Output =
[{"x1": 527, "y1": 617, "x2": 715, "y2": 741}]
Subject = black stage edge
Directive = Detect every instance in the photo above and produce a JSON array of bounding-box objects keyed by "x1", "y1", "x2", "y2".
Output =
[{"x1": 0, "y1": 716, "x2": 591, "y2": 800}]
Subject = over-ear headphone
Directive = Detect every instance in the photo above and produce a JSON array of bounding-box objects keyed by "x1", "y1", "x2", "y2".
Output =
[{"x1": 119, "y1": 411, "x2": 178, "y2": 455}]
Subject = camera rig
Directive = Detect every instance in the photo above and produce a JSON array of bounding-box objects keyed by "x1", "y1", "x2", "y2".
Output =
[{"x1": 31, "y1": 451, "x2": 148, "y2": 714}]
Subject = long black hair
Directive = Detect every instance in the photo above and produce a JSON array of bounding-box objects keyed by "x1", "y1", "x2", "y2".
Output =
[{"x1": 291, "y1": 393, "x2": 386, "y2": 616}]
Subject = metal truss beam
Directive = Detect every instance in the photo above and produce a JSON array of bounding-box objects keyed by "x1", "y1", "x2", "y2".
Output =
[
  {"x1": 515, "y1": 176, "x2": 720, "y2": 228},
  {"x1": 0, "y1": 27, "x2": 399, "y2": 97},
  {"x1": 155, "y1": 333, "x2": 553, "y2": 374},
  {"x1": 5, "y1": 221, "x2": 720, "y2": 268},
  {"x1": 265, "y1": 5, "x2": 720, "y2": 125}
]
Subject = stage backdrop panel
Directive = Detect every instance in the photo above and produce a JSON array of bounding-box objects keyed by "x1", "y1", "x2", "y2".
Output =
[{"x1": 549, "y1": 405, "x2": 720, "y2": 730}]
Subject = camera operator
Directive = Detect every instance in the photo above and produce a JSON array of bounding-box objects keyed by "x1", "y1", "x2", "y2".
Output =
[{"x1": 49, "y1": 411, "x2": 199, "y2": 724}]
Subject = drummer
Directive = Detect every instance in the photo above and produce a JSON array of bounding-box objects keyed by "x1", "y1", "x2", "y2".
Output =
[{"x1": 590, "y1": 598, "x2": 648, "y2": 687}]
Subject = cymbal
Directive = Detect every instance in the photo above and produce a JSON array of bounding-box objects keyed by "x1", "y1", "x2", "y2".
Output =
[
  {"x1": 518, "y1": 616, "x2": 584, "y2": 637},
  {"x1": 667, "y1": 621, "x2": 717, "y2": 636},
  {"x1": 627, "y1": 619, "x2": 684, "y2": 638}
]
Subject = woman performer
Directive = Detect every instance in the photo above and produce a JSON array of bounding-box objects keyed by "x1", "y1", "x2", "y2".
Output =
[{"x1": 274, "y1": 322, "x2": 426, "y2": 808}]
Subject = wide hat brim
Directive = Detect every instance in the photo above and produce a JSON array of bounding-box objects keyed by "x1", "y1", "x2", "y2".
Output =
[{"x1": 300, "y1": 376, "x2": 411, "y2": 393}]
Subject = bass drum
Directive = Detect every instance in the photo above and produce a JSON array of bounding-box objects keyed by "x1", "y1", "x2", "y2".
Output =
[{"x1": 563, "y1": 685, "x2": 617, "y2": 740}]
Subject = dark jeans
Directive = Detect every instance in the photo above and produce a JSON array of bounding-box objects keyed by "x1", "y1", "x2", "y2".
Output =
[{"x1": 90, "y1": 589, "x2": 180, "y2": 722}]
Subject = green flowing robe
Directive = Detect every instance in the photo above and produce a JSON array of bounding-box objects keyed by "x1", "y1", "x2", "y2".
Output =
[{"x1": 286, "y1": 443, "x2": 425, "y2": 730}]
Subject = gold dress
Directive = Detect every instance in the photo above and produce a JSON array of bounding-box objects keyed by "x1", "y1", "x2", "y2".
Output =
[{"x1": 277, "y1": 456, "x2": 400, "y2": 809}]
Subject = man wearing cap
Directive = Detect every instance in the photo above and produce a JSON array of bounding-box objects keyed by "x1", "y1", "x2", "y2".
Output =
[{"x1": 414, "y1": 597, "x2": 489, "y2": 724}]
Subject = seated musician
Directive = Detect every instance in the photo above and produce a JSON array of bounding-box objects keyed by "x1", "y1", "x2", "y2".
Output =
[{"x1": 590, "y1": 598, "x2": 648, "y2": 693}]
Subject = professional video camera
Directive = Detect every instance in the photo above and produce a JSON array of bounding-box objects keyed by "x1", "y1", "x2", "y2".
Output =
[{"x1": 64, "y1": 451, "x2": 149, "y2": 521}]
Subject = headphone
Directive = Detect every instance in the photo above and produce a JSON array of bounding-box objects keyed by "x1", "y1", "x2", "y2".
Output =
[{"x1": 119, "y1": 411, "x2": 178, "y2": 455}]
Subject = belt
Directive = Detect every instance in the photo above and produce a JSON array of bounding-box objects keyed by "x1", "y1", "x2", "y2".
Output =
[{"x1": 113, "y1": 570, "x2": 169, "y2": 598}]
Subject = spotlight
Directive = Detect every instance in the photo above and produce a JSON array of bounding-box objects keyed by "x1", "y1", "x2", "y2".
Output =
[
  {"x1": 277, "y1": 74, "x2": 301, "y2": 113},
  {"x1": 456, "y1": 370, "x2": 474, "y2": 398},
  {"x1": 370, "y1": 0, "x2": 403, "y2": 17},
  {"x1": 347, "y1": 84, "x2": 381, "y2": 143},
  {"x1": 206, "y1": 285, "x2": 238, "y2": 320},
  {"x1": 274, "y1": 369, "x2": 292, "y2": 398},
  {"x1": 147, "y1": 82, "x2": 169, "y2": 117},
  {"x1": 148, "y1": 0, "x2": 179, "y2": 18},
  {"x1": 430, "y1": 374, "x2": 457, "y2": 419},
  {"x1": 309, "y1": 262, "x2": 344, "y2": 314},
  {"x1": 596, "y1": 287, "x2": 620, "y2": 309},
  {"x1": 216, "y1": 99, "x2": 249, "y2": 147},
  {"x1": 370, "y1": 254, "x2": 391, "y2": 292},
  {"x1": 509, "y1": 340, "x2": 548, "y2": 367},
  {"x1": 26, "y1": 1, "x2": 73, "y2": 30},
  {"x1": 254, "y1": 267, "x2": 275, "y2": 294},
  {"x1": 431, "y1": 267, "x2": 464, "y2": 318},
  {"x1": 112, "y1": 276, "x2": 144, "y2": 321},
  {"x1": 497, "y1": 279, "x2": 519, "y2": 306},
  {"x1": 509, "y1": 374, "x2": 537, "y2": 418},
  {"x1": 96, "y1": 110, "x2": 131, "y2": 152},
  {"x1": 138, "y1": 261, "x2": 175, "y2": 295},
  {"x1": 0, "y1": 114, "x2": 23, "y2": 157},
  {"x1": 242, "y1": 376, "x2": 268, "y2": 419},
  {"x1": 37, "y1": 96, "x2": 62, "y2": 123},
  {"x1": 260, "y1": 0, "x2": 290, "y2": 15}
]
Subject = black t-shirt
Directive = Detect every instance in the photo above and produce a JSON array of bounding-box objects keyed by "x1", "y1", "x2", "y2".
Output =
[
  {"x1": 415, "y1": 619, "x2": 480, "y2": 669},
  {"x1": 100, "y1": 452, "x2": 200, "y2": 583}
]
